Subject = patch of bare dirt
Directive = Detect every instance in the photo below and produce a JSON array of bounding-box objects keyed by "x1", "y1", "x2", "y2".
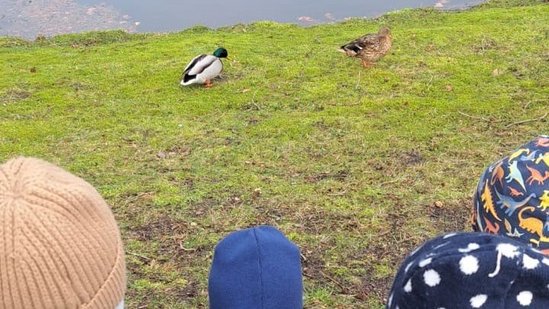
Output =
[
  {"x1": 131, "y1": 215, "x2": 185, "y2": 241},
  {"x1": 472, "y1": 36, "x2": 499, "y2": 54},
  {"x1": 1, "y1": 89, "x2": 32, "y2": 104},
  {"x1": 156, "y1": 145, "x2": 192, "y2": 160},
  {"x1": 429, "y1": 197, "x2": 472, "y2": 232},
  {"x1": 304, "y1": 170, "x2": 349, "y2": 183},
  {"x1": 401, "y1": 149, "x2": 424, "y2": 166}
]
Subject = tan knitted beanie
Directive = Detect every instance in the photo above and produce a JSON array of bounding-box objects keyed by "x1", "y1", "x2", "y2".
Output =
[{"x1": 0, "y1": 157, "x2": 126, "y2": 308}]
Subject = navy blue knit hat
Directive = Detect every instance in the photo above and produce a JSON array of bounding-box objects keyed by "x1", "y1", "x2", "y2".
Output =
[
  {"x1": 208, "y1": 225, "x2": 303, "y2": 309},
  {"x1": 472, "y1": 136, "x2": 549, "y2": 252},
  {"x1": 388, "y1": 232, "x2": 549, "y2": 309}
]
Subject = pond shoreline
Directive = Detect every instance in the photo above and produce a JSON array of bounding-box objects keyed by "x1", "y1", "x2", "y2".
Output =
[{"x1": 1, "y1": 0, "x2": 486, "y2": 40}]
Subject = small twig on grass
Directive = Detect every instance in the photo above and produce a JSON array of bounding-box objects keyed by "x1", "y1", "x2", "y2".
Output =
[
  {"x1": 127, "y1": 251, "x2": 151, "y2": 261},
  {"x1": 377, "y1": 229, "x2": 394, "y2": 238},
  {"x1": 425, "y1": 75, "x2": 435, "y2": 93},
  {"x1": 523, "y1": 99, "x2": 545, "y2": 110},
  {"x1": 319, "y1": 270, "x2": 352, "y2": 295},
  {"x1": 179, "y1": 242, "x2": 197, "y2": 252},
  {"x1": 303, "y1": 272, "x2": 315, "y2": 279},
  {"x1": 379, "y1": 177, "x2": 403, "y2": 186},
  {"x1": 248, "y1": 90, "x2": 261, "y2": 110},
  {"x1": 300, "y1": 253, "x2": 308, "y2": 262},
  {"x1": 458, "y1": 111, "x2": 489, "y2": 122},
  {"x1": 327, "y1": 190, "x2": 347, "y2": 196},
  {"x1": 505, "y1": 112, "x2": 548, "y2": 128}
]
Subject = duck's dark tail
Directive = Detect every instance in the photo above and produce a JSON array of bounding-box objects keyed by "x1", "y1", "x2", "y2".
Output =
[{"x1": 183, "y1": 74, "x2": 196, "y2": 83}]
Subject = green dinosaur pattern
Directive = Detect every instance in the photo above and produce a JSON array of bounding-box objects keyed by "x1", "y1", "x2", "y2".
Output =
[{"x1": 473, "y1": 136, "x2": 549, "y2": 251}]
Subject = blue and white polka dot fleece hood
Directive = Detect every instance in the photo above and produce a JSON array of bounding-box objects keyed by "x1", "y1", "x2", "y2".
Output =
[{"x1": 388, "y1": 232, "x2": 549, "y2": 308}]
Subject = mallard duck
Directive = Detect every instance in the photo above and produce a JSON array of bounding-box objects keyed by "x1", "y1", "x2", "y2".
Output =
[
  {"x1": 181, "y1": 47, "x2": 228, "y2": 87},
  {"x1": 339, "y1": 27, "x2": 392, "y2": 68}
]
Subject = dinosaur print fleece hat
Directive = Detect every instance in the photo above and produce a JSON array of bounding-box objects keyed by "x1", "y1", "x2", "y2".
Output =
[
  {"x1": 388, "y1": 232, "x2": 549, "y2": 309},
  {"x1": 472, "y1": 136, "x2": 549, "y2": 252},
  {"x1": 208, "y1": 225, "x2": 303, "y2": 309}
]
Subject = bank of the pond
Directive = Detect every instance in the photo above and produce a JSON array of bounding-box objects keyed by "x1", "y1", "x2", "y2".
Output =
[
  {"x1": 1, "y1": 0, "x2": 487, "y2": 39},
  {"x1": 0, "y1": 0, "x2": 547, "y2": 307}
]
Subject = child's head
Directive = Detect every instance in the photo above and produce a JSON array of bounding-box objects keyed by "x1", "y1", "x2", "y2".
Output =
[
  {"x1": 472, "y1": 136, "x2": 549, "y2": 252},
  {"x1": 0, "y1": 157, "x2": 126, "y2": 308},
  {"x1": 388, "y1": 232, "x2": 549, "y2": 308},
  {"x1": 208, "y1": 225, "x2": 303, "y2": 309}
]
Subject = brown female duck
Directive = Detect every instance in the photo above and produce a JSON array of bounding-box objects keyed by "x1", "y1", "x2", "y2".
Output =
[{"x1": 340, "y1": 27, "x2": 392, "y2": 68}]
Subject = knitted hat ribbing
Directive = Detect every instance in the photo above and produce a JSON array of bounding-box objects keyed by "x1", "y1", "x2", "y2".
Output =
[
  {"x1": 208, "y1": 225, "x2": 303, "y2": 309},
  {"x1": 0, "y1": 157, "x2": 126, "y2": 308}
]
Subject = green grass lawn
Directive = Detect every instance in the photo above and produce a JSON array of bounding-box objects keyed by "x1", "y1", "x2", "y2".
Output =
[{"x1": 1, "y1": 0, "x2": 548, "y2": 307}]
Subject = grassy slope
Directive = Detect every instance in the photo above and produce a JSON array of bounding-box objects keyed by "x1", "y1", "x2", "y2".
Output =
[{"x1": 1, "y1": 0, "x2": 548, "y2": 307}]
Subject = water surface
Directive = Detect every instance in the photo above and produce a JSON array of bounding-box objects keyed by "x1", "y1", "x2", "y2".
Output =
[{"x1": 0, "y1": 0, "x2": 485, "y2": 39}]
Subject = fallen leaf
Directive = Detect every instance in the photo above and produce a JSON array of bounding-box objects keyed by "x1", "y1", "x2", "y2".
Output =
[
  {"x1": 252, "y1": 188, "x2": 262, "y2": 199},
  {"x1": 156, "y1": 151, "x2": 167, "y2": 159}
]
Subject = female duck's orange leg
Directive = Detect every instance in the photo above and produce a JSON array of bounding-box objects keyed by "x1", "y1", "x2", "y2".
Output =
[
  {"x1": 204, "y1": 80, "x2": 213, "y2": 88},
  {"x1": 361, "y1": 60, "x2": 373, "y2": 68}
]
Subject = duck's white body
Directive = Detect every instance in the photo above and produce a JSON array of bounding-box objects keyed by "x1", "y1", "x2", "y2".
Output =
[{"x1": 181, "y1": 54, "x2": 223, "y2": 86}]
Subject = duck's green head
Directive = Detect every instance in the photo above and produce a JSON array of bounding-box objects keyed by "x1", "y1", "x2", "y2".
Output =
[{"x1": 213, "y1": 47, "x2": 228, "y2": 58}]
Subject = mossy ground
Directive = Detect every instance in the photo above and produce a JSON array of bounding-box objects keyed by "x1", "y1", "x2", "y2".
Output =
[{"x1": 1, "y1": 0, "x2": 548, "y2": 307}]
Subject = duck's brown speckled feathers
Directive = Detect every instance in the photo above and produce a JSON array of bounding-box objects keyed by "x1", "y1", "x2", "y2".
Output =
[{"x1": 340, "y1": 27, "x2": 392, "y2": 67}]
